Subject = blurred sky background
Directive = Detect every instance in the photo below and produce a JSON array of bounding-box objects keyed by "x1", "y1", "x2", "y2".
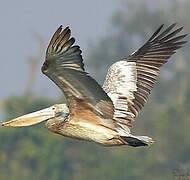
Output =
[
  {"x1": 0, "y1": 0, "x2": 118, "y2": 99},
  {"x1": 0, "y1": 0, "x2": 190, "y2": 179}
]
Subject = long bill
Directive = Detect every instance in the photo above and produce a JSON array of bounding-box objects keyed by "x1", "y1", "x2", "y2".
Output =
[{"x1": 1, "y1": 104, "x2": 68, "y2": 127}]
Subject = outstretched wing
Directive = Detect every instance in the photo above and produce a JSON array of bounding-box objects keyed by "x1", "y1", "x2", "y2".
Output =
[
  {"x1": 103, "y1": 23, "x2": 187, "y2": 131},
  {"x1": 42, "y1": 26, "x2": 114, "y2": 119}
]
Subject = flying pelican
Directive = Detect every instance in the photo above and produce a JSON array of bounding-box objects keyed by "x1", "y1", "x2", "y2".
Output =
[{"x1": 2, "y1": 23, "x2": 187, "y2": 147}]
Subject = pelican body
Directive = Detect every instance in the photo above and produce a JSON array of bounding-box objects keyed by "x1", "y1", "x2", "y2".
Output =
[
  {"x1": 46, "y1": 114, "x2": 119, "y2": 145},
  {"x1": 2, "y1": 23, "x2": 187, "y2": 147}
]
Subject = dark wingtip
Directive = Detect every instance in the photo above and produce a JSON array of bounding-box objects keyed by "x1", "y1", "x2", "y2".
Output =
[
  {"x1": 149, "y1": 23, "x2": 188, "y2": 44},
  {"x1": 57, "y1": 25, "x2": 71, "y2": 32},
  {"x1": 160, "y1": 24, "x2": 165, "y2": 28},
  {"x1": 170, "y1": 22, "x2": 177, "y2": 28},
  {"x1": 148, "y1": 24, "x2": 164, "y2": 41},
  {"x1": 56, "y1": 25, "x2": 63, "y2": 33},
  {"x1": 62, "y1": 26, "x2": 70, "y2": 33}
]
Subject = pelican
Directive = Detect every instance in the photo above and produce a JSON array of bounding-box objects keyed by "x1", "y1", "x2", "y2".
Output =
[{"x1": 2, "y1": 23, "x2": 187, "y2": 147}]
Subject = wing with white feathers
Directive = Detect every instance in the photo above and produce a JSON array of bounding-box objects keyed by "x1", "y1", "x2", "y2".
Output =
[
  {"x1": 103, "y1": 23, "x2": 187, "y2": 130},
  {"x1": 103, "y1": 61, "x2": 137, "y2": 130}
]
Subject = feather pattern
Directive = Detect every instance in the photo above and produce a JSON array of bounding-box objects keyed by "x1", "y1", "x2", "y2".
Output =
[
  {"x1": 42, "y1": 26, "x2": 114, "y2": 120},
  {"x1": 103, "y1": 23, "x2": 187, "y2": 130}
]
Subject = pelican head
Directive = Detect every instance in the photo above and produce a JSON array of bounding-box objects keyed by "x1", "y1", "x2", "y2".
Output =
[{"x1": 1, "y1": 104, "x2": 69, "y2": 127}]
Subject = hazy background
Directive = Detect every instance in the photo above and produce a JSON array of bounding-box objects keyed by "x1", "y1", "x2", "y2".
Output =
[
  {"x1": 0, "y1": 0, "x2": 190, "y2": 179},
  {"x1": 0, "y1": 0, "x2": 118, "y2": 99}
]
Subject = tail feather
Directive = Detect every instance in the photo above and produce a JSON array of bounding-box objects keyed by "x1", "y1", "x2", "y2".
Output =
[{"x1": 120, "y1": 135, "x2": 154, "y2": 147}]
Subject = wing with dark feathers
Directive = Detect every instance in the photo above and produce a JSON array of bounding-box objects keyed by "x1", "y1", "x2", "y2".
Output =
[
  {"x1": 103, "y1": 23, "x2": 187, "y2": 131},
  {"x1": 42, "y1": 26, "x2": 114, "y2": 119}
]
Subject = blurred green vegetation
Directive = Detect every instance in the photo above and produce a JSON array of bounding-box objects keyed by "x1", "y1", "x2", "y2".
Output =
[{"x1": 1, "y1": 1, "x2": 190, "y2": 179}]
